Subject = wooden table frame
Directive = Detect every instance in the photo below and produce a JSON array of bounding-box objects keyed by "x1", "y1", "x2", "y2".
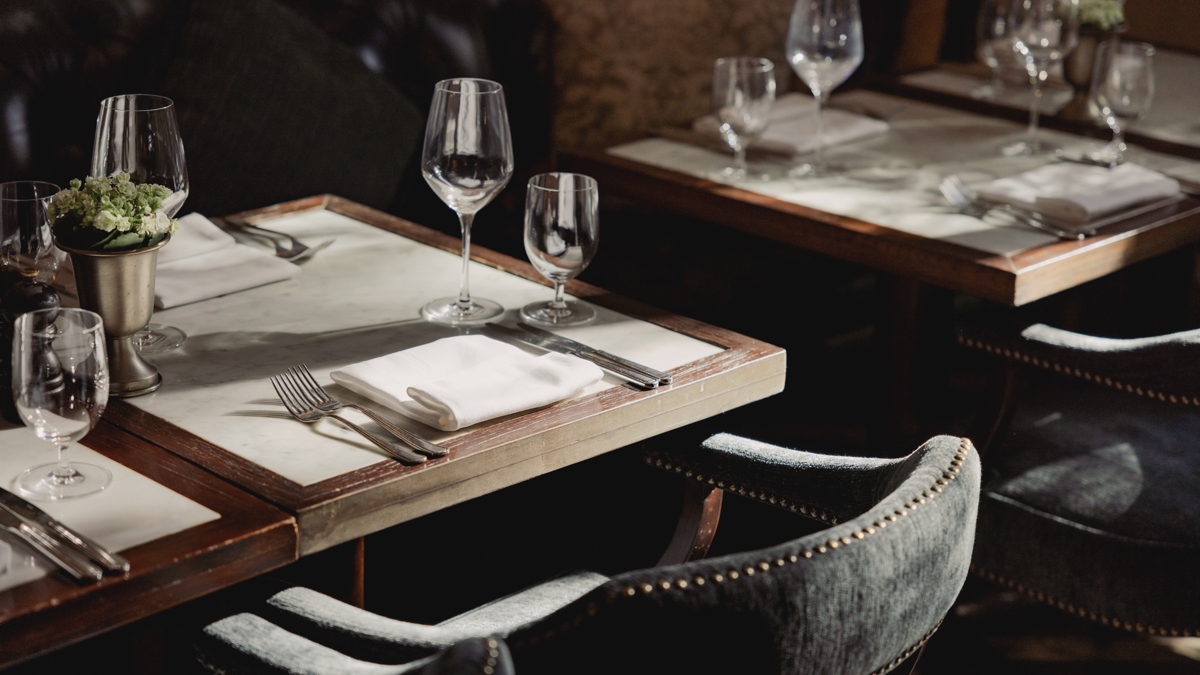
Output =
[
  {"x1": 0, "y1": 422, "x2": 297, "y2": 669},
  {"x1": 559, "y1": 152, "x2": 1200, "y2": 307},
  {"x1": 103, "y1": 195, "x2": 786, "y2": 557}
]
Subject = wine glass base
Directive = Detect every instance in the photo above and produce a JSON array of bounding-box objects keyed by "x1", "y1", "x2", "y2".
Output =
[
  {"x1": 135, "y1": 324, "x2": 187, "y2": 354},
  {"x1": 999, "y1": 137, "x2": 1062, "y2": 157},
  {"x1": 520, "y1": 301, "x2": 597, "y2": 327},
  {"x1": 709, "y1": 165, "x2": 773, "y2": 183},
  {"x1": 422, "y1": 297, "x2": 504, "y2": 325},
  {"x1": 16, "y1": 462, "x2": 112, "y2": 500}
]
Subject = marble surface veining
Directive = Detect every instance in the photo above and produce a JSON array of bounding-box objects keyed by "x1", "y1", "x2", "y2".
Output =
[
  {"x1": 130, "y1": 209, "x2": 725, "y2": 486},
  {"x1": 610, "y1": 90, "x2": 1200, "y2": 257},
  {"x1": 0, "y1": 424, "x2": 220, "y2": 592}
]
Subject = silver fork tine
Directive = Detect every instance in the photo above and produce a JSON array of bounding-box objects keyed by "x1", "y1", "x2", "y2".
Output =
[
  {"x1": 285, "y1": 366, "x2": 323, "y2": 408},
  {"x1": 271, "y1": 376, "x2": 303, "y2": 418}
]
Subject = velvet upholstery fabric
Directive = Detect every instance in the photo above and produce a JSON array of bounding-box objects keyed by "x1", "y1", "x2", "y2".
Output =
[
  {"x1": 198, "y1": 434, "x2": 980, "y2": 675},
  {"x1": 967, "y1": 325, "x2": 1200, "y2": 636}
]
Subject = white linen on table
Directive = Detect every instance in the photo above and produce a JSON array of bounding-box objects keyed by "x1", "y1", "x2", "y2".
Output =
[{"x1": 978, "y1": 163, "x2": 1182, "y2": 224}]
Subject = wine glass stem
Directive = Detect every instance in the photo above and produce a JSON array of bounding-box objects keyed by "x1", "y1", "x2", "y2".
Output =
[
  {"x1": 1027, "y1": 69, "x2": 1044, "y2": 148},
  {"x1": 456, "y1": 212, "x2": 475, "y2": 313},
  {"x1": 732, "y1": 147, "x2": 748, "y2": 174},
  {"x1": 814, "y1": 89, "x2": 828, "y2": 170},
  {"x1": 52, "y1": 443, "x2": 76, "y2": 484},
  {"x1": 551, "y1": 281, "x2": 568, "y2": 310}
]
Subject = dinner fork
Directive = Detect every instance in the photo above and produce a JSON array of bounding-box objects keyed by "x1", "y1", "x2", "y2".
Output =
[
  {"x1": 939, "y1": 175, "x2": 1089, "y2": 240},
  {"x1": 271, "y1": 375, "x2": 425, "y2": 464},
  {"x1": 215, "y1": 217, "x2": 334, "y2": 262},
  {"x1": 282, "y1": 365, "x2": 447, "y2": 458}
]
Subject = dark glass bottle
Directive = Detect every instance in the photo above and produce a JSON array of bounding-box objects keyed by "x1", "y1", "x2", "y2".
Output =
[{"x1": 1, "y1": 278, "x2": 61, "y2": 423}]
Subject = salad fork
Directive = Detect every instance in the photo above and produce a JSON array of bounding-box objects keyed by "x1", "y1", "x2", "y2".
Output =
[
  {"x1": 271, "y1": 375, "x2": 425, "y2": 464},
  {"x1": 283, "y1": 365, "x2": 447, "y2": 458},
  {"x1": 213, "y1": 217, "x2": 334, "y2": 262}
]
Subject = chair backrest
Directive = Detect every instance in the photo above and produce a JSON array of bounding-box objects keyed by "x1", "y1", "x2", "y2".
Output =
[{"x1": 507, "y1": 434, "x2": 981, "y2": 675}]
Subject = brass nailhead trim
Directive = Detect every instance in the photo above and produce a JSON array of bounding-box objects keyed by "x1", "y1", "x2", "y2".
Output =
[
  {"x1": 958, "y1": 336, "x2": 1199, "y2": 406},
  {"x1": 970, "y1": 564, "x2": 1197, "y2": 638}
]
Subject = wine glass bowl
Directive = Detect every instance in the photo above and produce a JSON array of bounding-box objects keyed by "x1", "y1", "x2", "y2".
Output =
[
  {"x1": 420, "y1": 78, "x2": 514, "y2": 325},
  {"x1": 785, "y1": 0, "x2": 865, "y2": 178},
  {"x1": 973, "y1": 0, "x2": 1012, "y2": 100},
  {"x1": 91, "y1": 94, "x2": 189, "y2": 352},
  {"x1": 12, "y1": 308, "x2": 110, "y2": 500},
  {"x1": 1089, "y1": 40, "x2": 1154, "y2": 166},
  {"x1": 520, "y1": 173, "x2": 599, "y2": 327},
  {"x1": 1004, "y1": 0, "x2": 1080, "y2": 156},
  {"x1": 712, "y1": 57, "x2": 776, "y2": 181},
  {"x1": 1, "y1": 182, "x2": 63, "y2": 286}
]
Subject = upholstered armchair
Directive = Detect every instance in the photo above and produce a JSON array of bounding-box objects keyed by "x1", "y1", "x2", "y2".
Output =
[
  {"x1": 197, "y1": 433, "x2": 980, "y2": 675},
  {"x1": 962, "y1": 324, "x2": 1200, "y2": 638}
]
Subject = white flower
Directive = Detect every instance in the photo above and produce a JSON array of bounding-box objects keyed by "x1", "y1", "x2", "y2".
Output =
[
  {"x1": 139, "y1": 210, "x2": 173, "y2": 235},
  {"x1": 92, "y1": 210, "x2": 122, "y2": 232}
]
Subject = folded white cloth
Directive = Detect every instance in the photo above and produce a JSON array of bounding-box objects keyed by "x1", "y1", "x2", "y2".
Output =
[
  {"x1": 154, "y1": 213, "x2": 301, "y2": 308},
  {"x1": 694, "y1": 92, "x2": 889, "y2": 155},
  {"x1": 330, "y1": 335, "x2": 605, "y2": 431},
  {"x1": 978, "y1": 163, "x2": 1182, "y2": 225}
]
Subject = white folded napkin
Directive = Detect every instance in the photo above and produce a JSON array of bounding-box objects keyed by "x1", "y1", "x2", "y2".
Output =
[
  {"x1": 978, "y1": 163, "x2": 1181, "y2": 225},
  {"x1": 330, "y1": 335, "x2": 605, "y2": 431},
  {"x1": 694, "y1": 92, "x2": 889, "y2": 155},
  {"x1": 154, "y1": 213, "x2": 302, "y2": 309}
]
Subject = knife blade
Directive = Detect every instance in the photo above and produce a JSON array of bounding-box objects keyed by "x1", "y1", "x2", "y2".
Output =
[
  {"x1": 482, "y1": 324, "x2": 663, "y2": 389},
  {"x1": 517, "y1": 322, "x2": 673, "y2": 384},
  {"x1": 0, "y1": 506, "x2": 103, "y2": 581},
  {"x1": 0, "y1": 488, "x2": 129, "y2": 573}
]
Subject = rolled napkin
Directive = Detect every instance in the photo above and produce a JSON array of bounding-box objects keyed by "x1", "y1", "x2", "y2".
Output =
[
  {"x1": 978, "y1": 163, "x2": 1182, "y2": 225},
  {"x1": 693, "y1": 92, "x2": 889, "y2": 155},
  {"x1": 330, "y1": 335, "x2": 605, "y2": 431},
  {"x1": 155, "y1": 213, "x2": 302, "y2": 308}
]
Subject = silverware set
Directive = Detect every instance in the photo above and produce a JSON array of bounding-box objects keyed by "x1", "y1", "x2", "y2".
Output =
[
  {"x1": 0, "y1": 487, "x2": 129, "y2": 582},
  {"x1": 271, "y1": 365, "x2": 446, "y2": 465},
  {"x1": 938, "y1": 174, "x2": 1091, "y2": 241},
  {"x1": 214, "y1": 217, "x2": 335, "y2": 262},
  {"x1": 484, "y1": 322, "x2": 671, "y2": 389}
]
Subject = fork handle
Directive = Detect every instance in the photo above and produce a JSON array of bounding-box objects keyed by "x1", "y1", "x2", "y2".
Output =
[
  {"x1": 345, "y1": 404, "x2": 448, "y2": 457},
  {"x1": 327, "y1": 414, "x2": 425, "y2": 464}
]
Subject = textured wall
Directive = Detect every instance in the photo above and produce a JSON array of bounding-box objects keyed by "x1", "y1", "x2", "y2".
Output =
[{"x1": 542, "y1": 0, "x2": 796, "y2": 153}]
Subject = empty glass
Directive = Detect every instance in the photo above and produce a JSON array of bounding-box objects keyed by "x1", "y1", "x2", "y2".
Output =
[
  {"x1": 12, "y1": 308, "x2": 110, "y2": 500},
  {"x1": 973, "y1": 0, "x2": 1012, "y2": 100},
  {"x1": 1005, "y1": 0, "x2": 1080, "y2": 156},
  {"x1": 91, "y1": 94, "x2": 190, "y2": 352},
  {"x1": 785, "y1": 0, "x2": 864, "y2": 178},
  {"x1": 712, "y1": 57, "x2": 776, "y2": 181},
  {"x1": 1, "y1": 182, "x2": 63, "y2": 286},
  {"x1": 520, "y1": 173, "x2": 599, "y2": 327},
  {"x1": 421, "y1": 79, "x2": 514, "y2": 325},
  {"x1": 1089, "y1": 40, "x2": 1154, "y2": 166}
]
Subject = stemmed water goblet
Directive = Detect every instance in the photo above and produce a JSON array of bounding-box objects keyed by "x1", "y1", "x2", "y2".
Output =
[
  {"x1": 1004, "y1": 0, "x2": 1080, "y2": 156},
  {"x1": 1088, "y1": 40, "x2": 1154, "y2": 167},
  {"x1": 711, "y1": 57, "x2": 776, "y2": 181},
  {"x1": 520, "y1": 173, "x2": 599, "y2": 327},
  {"x1": 785, "y1": 0, "x2": 864, "y2": 178},
  {"x1": 1, "y1": 181, "x2": 64, "y2": 288},
  {"x1": 91, "y1": 94, "x2": 190, "y2": 352},
  {"x1": 421, "y1": 78, "x2": 515, "y2": 325},
  {"x1": 973, "y1": 0, "x2": 1012, "y2": 100},
  {"x1": 12, "y1": 308, "x2": 110, "y2": 500}
]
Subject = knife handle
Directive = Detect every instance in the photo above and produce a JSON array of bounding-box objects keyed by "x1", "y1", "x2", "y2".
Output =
[
  {"x1": 45, "y1": 522, "x2": 130, "y2": 573},
  {"x1": 18, "y1": 523, "x2": 104, "y2": 581}
]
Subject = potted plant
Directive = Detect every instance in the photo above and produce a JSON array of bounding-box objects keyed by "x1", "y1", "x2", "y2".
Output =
[{"x1": 48, "y1": 173, "x2": 178, "y2": 396}]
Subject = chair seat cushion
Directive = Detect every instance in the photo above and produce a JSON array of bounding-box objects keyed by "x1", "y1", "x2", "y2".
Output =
[{"x1": 974, "y1": 381, "x2": 1200, "y2": 635}]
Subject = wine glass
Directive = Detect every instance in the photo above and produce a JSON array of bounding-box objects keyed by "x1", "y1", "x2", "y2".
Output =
[
  {"x1": 1004, "y1": 0, "x2": 1080, "y2": 156},
  {"x1": 1089, "y1": 40, "x2": 1154, "y2": 166},
  {"x1": 1, "y1": 182, "x2": 63, "y2": 286},
  {"x1": 420, "y1": 78, "x2": 514, "y2": 325},
  {"x1": 973, "y1": 0, "x2": 1012, "y2": 100},
  {"x1": 712, "y1": 57, "x2": 776, "y2": 181},
  {"x1": 785, "y1": 0, "x2": 864, "y2": 178},
  {"x1": 12, "y1": 308, "x2": 110, "y2": 500},
  {"x1": 520, "y1": 173, "x2": 599, "y2": 327},
  {"x1": 91, "y1": 94, "x2": 189, "y2": 352}
]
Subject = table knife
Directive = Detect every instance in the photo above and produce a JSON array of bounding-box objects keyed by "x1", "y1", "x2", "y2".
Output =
[
  {"x1": 517, "y1": 323, "x2": 674, "y2": 385},
  {"x1": 0, "y1": 505, "x2": 103, "y2": 581},
  {"x1": 482, "y1": 324, "x2": 663, "y2": 389},
  {"x1": 0, "y1": 488, "x2": 130, "y2": 573}
]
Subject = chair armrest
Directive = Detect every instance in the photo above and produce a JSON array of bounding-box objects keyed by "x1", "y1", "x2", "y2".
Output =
[
  {"x1": 645, "y1": 433, "x2": 921, "y2": 525},
  {"x1": 961, "y1": 324, "x2": 1200, "y2": 405}
]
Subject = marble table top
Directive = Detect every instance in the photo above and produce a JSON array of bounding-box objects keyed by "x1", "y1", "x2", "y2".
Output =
[
  {"x1": 0, "y1": 423, "x2": 219, "y2": 592},
  {"x1": 128, "y1": 208, "x2": 726, "y2": 487},
  {"x1": 609, "y1": 90, "x2": 1200, "y2": 257}
]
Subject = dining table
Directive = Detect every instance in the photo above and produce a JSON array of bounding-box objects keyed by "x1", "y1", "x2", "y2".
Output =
[
  {"x1": 558, "y1": 88, "x2": 1200, "y2": 438},
  {"x1": 0, "y1": 195, "x2": 785, "y2": 668}
]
